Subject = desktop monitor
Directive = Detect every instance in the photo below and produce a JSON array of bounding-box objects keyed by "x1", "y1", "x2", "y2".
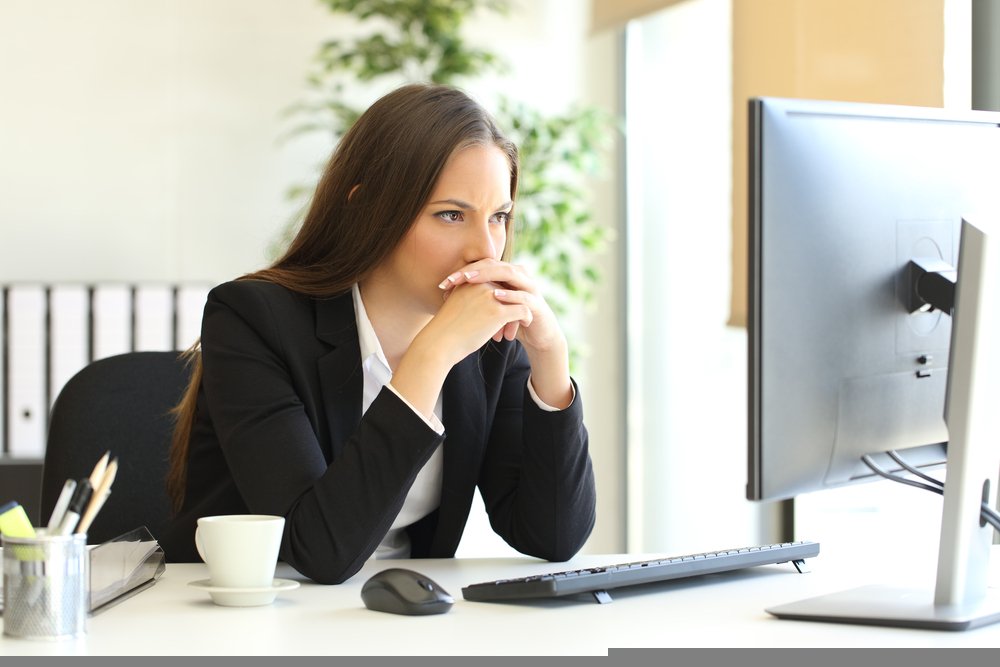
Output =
[{"x1": 747, "y1": 97, "x2": 1000, "y2": 629}]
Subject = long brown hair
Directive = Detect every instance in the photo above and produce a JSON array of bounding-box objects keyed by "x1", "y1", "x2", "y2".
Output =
[{"x1": 166, "y1": 83, "x2": 519, "y2": 511}]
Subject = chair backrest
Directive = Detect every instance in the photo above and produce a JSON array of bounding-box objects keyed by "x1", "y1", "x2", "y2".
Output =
[{"x1": 40, "y1": 351, "x2": 192, "y2": 544}]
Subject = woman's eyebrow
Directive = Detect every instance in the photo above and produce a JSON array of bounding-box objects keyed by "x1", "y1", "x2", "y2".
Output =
[
  {"x1": 428, "y1": 198, "x2": 513, "y2": 211},
  {"x1": 428, "y1": 198, "x2": 474, "y2": 209}
]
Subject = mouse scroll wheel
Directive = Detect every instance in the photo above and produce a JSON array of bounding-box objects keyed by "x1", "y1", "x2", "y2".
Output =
[{"x1": 417, "y1": 579, "x2": 435, "y2": 591}]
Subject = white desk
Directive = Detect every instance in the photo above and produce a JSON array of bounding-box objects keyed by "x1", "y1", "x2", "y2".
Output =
[{"x1": 4, "y1": 543, "x2": 1000, "y2": 655}]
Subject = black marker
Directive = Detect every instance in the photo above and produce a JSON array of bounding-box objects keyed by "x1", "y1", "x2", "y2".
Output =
[{"x1": 57, "y1": 479, "x2": 93, "y2": 536}]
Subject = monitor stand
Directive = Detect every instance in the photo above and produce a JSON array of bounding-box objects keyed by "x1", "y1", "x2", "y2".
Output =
[
  {"x1": 767, "y1": 219, "x2": 1000, "y2": 631},
  {"x1": 767, "y1": 585, "x2": 1000, "y2": 632}
]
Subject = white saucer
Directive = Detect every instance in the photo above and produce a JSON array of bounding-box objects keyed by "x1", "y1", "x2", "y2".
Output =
[{"x1": 188, "y1": 578, "x2": 300, "y2": 607}]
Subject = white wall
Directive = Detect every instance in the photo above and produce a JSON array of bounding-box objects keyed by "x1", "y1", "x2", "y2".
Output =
[
  {"x1": 0, "y1": 0, "x2": 625, "y2": 554},
  {"x1": 625, "y1": 0, "x2": 766, "y2": 554},
  {"x1": 0, "y1": 0, "x2": 606, "y2": 282},
  {"x1": 1, "y1": 1, "x2": 317, "y2": 282}
]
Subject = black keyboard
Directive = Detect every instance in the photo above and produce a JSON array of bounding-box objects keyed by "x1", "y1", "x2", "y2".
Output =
[{"x1": 461, "y1": 541, "x2": 820, "y2": 603}]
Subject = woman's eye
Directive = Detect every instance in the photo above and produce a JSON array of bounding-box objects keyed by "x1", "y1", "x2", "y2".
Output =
[
  {"x1": 437, "y1": 211, "x2": 463, "y2": 223},
  {"x1": 491, "y1": 212, "x2": 510, "y2": 225}
]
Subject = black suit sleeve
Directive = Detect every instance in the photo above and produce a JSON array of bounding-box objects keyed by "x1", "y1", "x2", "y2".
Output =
[
  {"x1": 199, "y1": 283, "x2": 442, "y2": 584},
  {"x1": 477, "y1": 344, "x2": 597, "y2": 562}
]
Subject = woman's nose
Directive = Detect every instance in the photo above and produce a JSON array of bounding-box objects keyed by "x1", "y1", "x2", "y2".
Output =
[{"x1": 466, "y1": 221, "x2": 501, "y2": 261}]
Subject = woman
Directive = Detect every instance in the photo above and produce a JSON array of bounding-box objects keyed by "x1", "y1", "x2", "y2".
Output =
[{"x1": 161, "y1": 83, "x2": 596, "y2": 584}]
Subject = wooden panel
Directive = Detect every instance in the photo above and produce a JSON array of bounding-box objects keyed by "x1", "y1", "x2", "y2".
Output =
[
  {"x1": 730, "y1": 0, "x2": 945, "y2": 326},
  {"x1": 591, "y1": 0, "x2": 689, "y2": 32}
]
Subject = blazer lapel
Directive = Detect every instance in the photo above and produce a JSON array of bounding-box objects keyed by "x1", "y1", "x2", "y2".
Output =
[{"x1": 314, "y1": 292, "x2": 363, "y2": 461}]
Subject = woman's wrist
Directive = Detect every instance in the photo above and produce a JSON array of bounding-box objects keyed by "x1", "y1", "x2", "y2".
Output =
[
  {"x1": 522, "y1": 340, "x2": 573, "y2": 409},
  {"x1": 391, "y1": 338, "x2": 453, "y2": 419}
]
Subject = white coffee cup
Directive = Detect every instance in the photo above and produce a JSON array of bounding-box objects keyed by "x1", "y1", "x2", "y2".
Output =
[{"x1": 195, "y1": 514, "x2": 285, "y2": 589}]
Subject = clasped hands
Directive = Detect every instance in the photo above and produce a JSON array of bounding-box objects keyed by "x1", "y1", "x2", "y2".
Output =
[{"x1": 436, "y1": 259, "x2": 564, "y2": 357}]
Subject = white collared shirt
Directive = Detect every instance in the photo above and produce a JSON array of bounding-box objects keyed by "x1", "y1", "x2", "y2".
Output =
[{"x1": 352, "y1": 284, "x2": 444, "y2": 559}]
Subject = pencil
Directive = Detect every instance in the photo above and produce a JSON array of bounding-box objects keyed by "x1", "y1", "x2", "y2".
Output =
[
  {"x1": 76, "y1": 458, "x2": 118, "y2": 535},
  {"x1": 88, "y1": 451, "x2": 111, "y2": 488}
]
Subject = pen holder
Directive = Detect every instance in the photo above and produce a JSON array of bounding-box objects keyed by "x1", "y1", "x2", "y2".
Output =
[{"x1": 2, "y1": 533, "x2": 89, "y2": 640}]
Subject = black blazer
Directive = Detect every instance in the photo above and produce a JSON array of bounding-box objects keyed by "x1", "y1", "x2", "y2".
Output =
[{"x1": 159, "y1": 279, "x2": 596, "y2": 583}]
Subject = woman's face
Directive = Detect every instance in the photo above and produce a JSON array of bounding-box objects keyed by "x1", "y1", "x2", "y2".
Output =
[{"x1": 379, "y1": 143, "x2": 512, "y2": 314}]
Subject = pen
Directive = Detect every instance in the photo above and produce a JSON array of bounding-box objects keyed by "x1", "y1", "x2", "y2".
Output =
[
  {"x1": 46, "y1": 479, "x2": 78, "y2": 531},
  {"x1": 76, "y1": 458, "x2": 118, "y2": 535},
  {"x1": 57, "y1": 479, "x2": 93, "y2": 536}
]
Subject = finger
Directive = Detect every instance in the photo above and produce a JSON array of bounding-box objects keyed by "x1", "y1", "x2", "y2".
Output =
[
  {"x1": 442, "y1": 276, "x2": 497, "y2": 302},
  {"x1": 437, "y1": 271, "x2": 462, "y2": 290},
  {"x1": 493, "y1": 289, "x2": 536, "y2": 325},
  {"x1": 462, "y1": 262, "x2": 532, "y2": 291},
  {"x1": 489, "y1": 321, "x2": 519, "y2": 343},
  {"x1": 439, "y1": 268, "x2": 483, "y2": 290}
]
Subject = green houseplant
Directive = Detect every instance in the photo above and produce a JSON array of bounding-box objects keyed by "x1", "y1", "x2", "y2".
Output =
[{"x1": 273, "y1": 0, "x2": 612, "y2": 326}]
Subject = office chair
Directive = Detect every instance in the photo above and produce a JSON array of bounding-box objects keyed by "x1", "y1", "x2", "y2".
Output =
[{"x1": 39, "y1": 351, "x2": 192, "y2": 545}]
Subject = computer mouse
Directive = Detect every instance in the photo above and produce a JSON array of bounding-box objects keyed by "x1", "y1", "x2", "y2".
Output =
[{"x1": 361, "y1": 567, "x2": 454, "y2": 615}]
